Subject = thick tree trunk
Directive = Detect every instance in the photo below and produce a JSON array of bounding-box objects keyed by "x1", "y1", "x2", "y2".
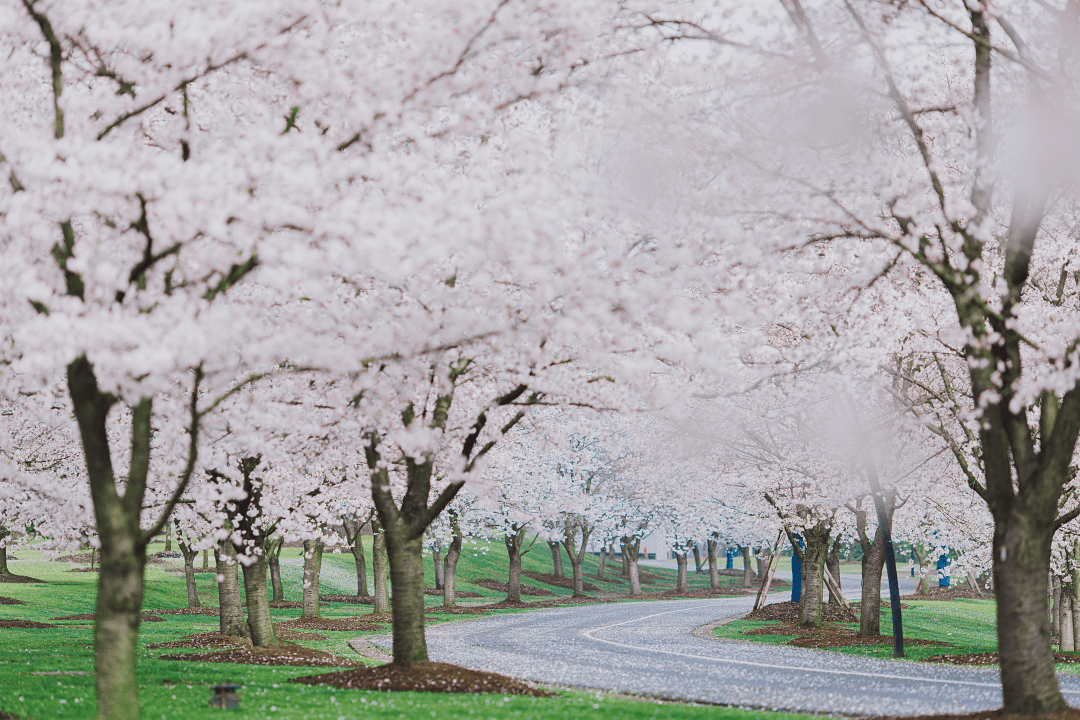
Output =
[
  {"x1": 622, "y1": 538, "x2": 642, "y2": 595},
  {"x1": 675, "y1": 551, "x2": 688, "y2": 592},
  {"x1": 859, "y1": 525, "x2": 887, "y2": 637},
  {"x1": 432, "y1": 541, "x2": 444, "y2": 590},
  {"x1": 505, "y1": 530, "x2": 524, "y2": 603},
  {"x1": 178, "y1": 541, "x2": 201, "y2": 608},
  {"x1": 0, "y1": 543, "x2": 8, "y2": 576},
  {"x1": 301, "y1": 539, "x2": 323, "y2": 619},
  {"x1": 443, "y1": 531, "x2": 462, "y2": 608},
  {"x1": 215, "y1": 542, "x2": 245, "y2": 637},
  {"x1": 707, "y1": 539, "x2": 720, "y2": 589},
  {"x1": 797, "y1": 524, "x2": 830, "y2": 627},
  {"x1": 692, "y1": 544, "x2": 704, "y2": 574},
  {"x1": 549, "y1": 541, "x2": 564, "y2": 578},
  {"x1": 372, "y1": 520, "x2": 390, "y2": 614},
  {"x1": 267, "y1": 537, "x2": 284, "y2": 603},
  {"x1": 826, "y1": 538, "x2": 842, "y2": 604},
  {"x1": 742, "y1": 546, "x2": 755, "y2": 587},
  {"x1": 384, "y1": 530, "x2": 427, "y2": 664},
  {"x1": 240, "y1": 546, "x2": 278, "y2": 646}
]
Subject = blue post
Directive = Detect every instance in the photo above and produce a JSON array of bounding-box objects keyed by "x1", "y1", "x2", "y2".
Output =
[
  {"x1": 726, "y1": 547, "x2": 735, "y2": 569},
  {"x1": 938, "y1": 554, "x2": 951, "y2": 587},
  {"x1": 911, "y1": 548, "x2": 916, "y2": 577},
  {"x1": 790, "y1": 535, "x2": 802, "y2": 602}
]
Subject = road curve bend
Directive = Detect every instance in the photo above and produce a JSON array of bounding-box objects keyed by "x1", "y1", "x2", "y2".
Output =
[{"x1": 410, "y1": 597, "x2": 1080, "y2": 716}]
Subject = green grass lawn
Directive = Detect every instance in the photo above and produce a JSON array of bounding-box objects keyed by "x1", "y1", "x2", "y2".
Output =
[{"x1": 0, "y1": 541, "x2": 820, "y2": 720}]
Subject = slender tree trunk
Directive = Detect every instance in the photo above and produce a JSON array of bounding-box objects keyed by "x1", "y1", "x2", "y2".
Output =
[
  {"x1": 216, "y1": 542, "x2": 245, "y2": 637},
  {"x1": 240, "y1": 545, "x2": 278, "y2": 647},
  {"x1": 443, "y1": 530, "x2": 462, "y2": 608},
  {"x1": 742, "y1": 546, "x2": 755, "y2": 587},
  {"x1": 384, "y1": 527, "x2": 427, "y2": 664},
  {"x1": 301, "y1": 539, "x2": 323, "y2": 619},
  {"x1": 562, "y1": 526, "x2": 591, "y2": 599},
  {"x1": 1053, "y1": 575, "x2": 1062, "y2": 640},
  {"x1": 858, "y1": 525, "x2": 887, "y2": 637},
  {"x1": 164, "y1": 522, "x2": 172, "y2": 552},
  {"x1": 623, "y1": 538, "x2": 642, "y2": 595},
  {"x1": 0, "y1": 529, "x2": 11, "y2": 576},
  {"x1": 675, "y1": 551, "x2": 688, "y2": 592},
  {"x1": 707, "y1": 539, "x2": 720, "y2": 590},
  {"x1": 549, "y1": 541, "x2": 564, "y2": 578},
  {"x1": 267, "y1": 537, "x2": 284, "y2": 603},
  {"x1": 202, "y1": 549, "x2": 209, "y2": 569},
  {"x1": 1062, "y1": 591, "x2": 1075, "y2": 652},
  {"x1": 372, "y1": 520, "x2": 390, "y2": 614},
  {"x1": 1072, "y1": 577, "x2": 1080, "y2": 652},
  {"x1": 597, "y1": 545, "x2": 607, "y2": 579},
  {"x1": 621, "y1": 543, "x2": 630, "y2": 577},
  {"x1": 343, "y1": 516, "x2": 369, "y2": 597},
  {"x1": 692, "y1": 544, "x2": 704, "y2": 573},
  {"x1": 797, "y1": 524, "x2": 829, "y2": 627},
  {"x1": 178, "y1": 541, "x2": 201, "y2": 608},
  {"x1": 505, "y1": 529, "x2": 525, "y2": 603},
  {"x1": 826, "y1": 538, "x2": 842, "y2": 604},
  {"x1": 432, "y1": 541, "x2": 444, "y2": 590}
]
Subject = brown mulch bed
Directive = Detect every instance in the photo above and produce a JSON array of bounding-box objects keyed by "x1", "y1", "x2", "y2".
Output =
[
  {"x1": 148, "y1": 628, "x2": 329, "y2": 649},
  {"x1": 160, "y1": 643, "x2": 362, "y2": 667},
  {"x1": 0, "y1": 619, "x2": 57, "y2": 628},
  {"x1": 851, "y1": 600, "x2": 913, "y2": 609},
  {"x1": 524, "y1": 571, "x2": 601, "y2": 593},
  {"x1": 433, "y1": 606, "x2": 488, "y2": 615},
  {"x1": 152, "y1": 607, "x2": 219, "y2": 616},
  {"x1": 744, "y1": 601, "x2": 857, "y2": 624},
  {"x1": 52, "y1": 613, "x2": 165, "y2": 622},
  {"x1": 354, "y1": 612, "x2": 394, "y2": 623},
  {"x1": 470, "y1": 578, "x2": 554, "y2": 596},
  {"x1": 275, "y1": 617, "x2": 385, "y2": 632},
  {"x1": 876, "y1": 711, "x2": 1080, "y2": 720},
  {"x1": 268, "y1": 601, "x2": 304, "y2": 609},
  {"x1": 69, "y1": 568, "x2": 98, "y2": 573},
  {"x1": 0, "y1": 574, "x2": 45, "y2": 584},
  {"x1": 423, "y1": 588, "x2": 483, "y2": 598},
  {"x1": 925, "y1": 652, "x2": 1080, "y2": 666},
  {"x1": 743, "y1": 622, "x2": 948, "y2": 649},
  {"x1": 905, "y1": 588, "x2": 987, "y2": 601},
  {"x1": 321, "y1": 595, "x2": 375, "y2": 604},
  {"x1": 193, "y1": 567, "x2": 216, "y2": 573},
  {"x1": 56, "y1": 553, "x2": 96, "y2": 563},
  {"x1": 0, "y1": 596, "x2": 26, "y2": 605},
  {"x1": 0, "y1": 710, "x2": 18, "y2": 719},
  {"x1": 289, "y1": 661, "x2": 554, "y2": 696}
]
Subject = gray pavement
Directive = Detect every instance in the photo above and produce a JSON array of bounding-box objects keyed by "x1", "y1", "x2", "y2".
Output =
[{"x1": 380, "y1": 594, "x2": 1080, "y2": 716}]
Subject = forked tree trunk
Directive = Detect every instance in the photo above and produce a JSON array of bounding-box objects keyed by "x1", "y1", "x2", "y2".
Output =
[
  {"x1": 742, "y1": 547, "x2": 755, "y2": 587},
  {"x1": 383, "y1": 529, "x2": 426, "y2": 663},
  {"x1": 343, "y1": 516, "x2": 369, "y2": 597},
  {"x1": 562, "y1": 525, "x2": 591, "y2": 599},
  {"x1": 505, "y1": 527, "x2": 527, "y2": 603},
  {"x1": 443, "y1": 529, "x2": 462, "y2": 608},
  {"x1": 674, "y1": 551, "x2": 688, "y2": 592},
  {"x1": 372, "y1": 519, "x2": 391, "y2": 614},
  {"x1": 549, "y1": 541, "x2": 564, "y2": 578},
  {"x1": 707, "y1": 539, "x2": 720, "y2": 590},
  {"x1": 432, "y1": 541, "x2": 444, "y2": 590},
  {"x1": 178, "y1": 541, "x2": 201, "y2": 608},
  {"x1": 797, "y1": 524, "x2": 830, "y2": 627},
  {"x1": 215, "y1": 542, "x2": 245, "y2": 637},
  {"x1": 858, "y1": 524, "x2": 887, "y2": 637},
  {"x1": 267, "y1": 537, "x2": 285, "y2": 603},
  {"x1": 692, "y1": 544, "x2": 704, "y2": 574},
  {"x1": 240, "y1": 545, "x2": 278, "y2": 646},
  {"x1": 301, "y1": 539, "x2": 323, "y2": 619},
  {"x1": 622, "y1": 538, "x2": 642, "y2": 595}
]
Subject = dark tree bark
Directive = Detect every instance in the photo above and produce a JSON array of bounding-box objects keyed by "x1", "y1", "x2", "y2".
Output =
[
  {"x1": 432, "y1": 540, "x2": 444, "y2": 590},
  {"x1": 742, "y1": 546, "x2": 755, "y2": 587},
  {"x1": 0, "y1": 528, "x2": 10, "y2": 576},
  {"x1": 561, "y1": 522, "x2": 592, "y2": 598},
  {"x1": 792, "y1": 523, "x2": 830, "y2": 627},
  {"x1": 222, "y1": 457, "x2": 278, "y2": 647},
  {"x1": 707, "y1": 539, "x2": 720, "y2": 589},
  {"x1": 215, "y1": 541, "x2": 245, "y2": 638},
  {"x1": 177, "y1": 539, "x2": 201, "y2": 608},
  {"x1": 622, "y1": 537, "x2": 642, "y2": 595},
  {"x1": 372, "y1": 518, "x2": 390, "y2": 614},
  {"x1": 342, "y1": 515, "x2": 369, "y2": 597},
  {"x1": 240, "y1": 547, "x2": 277, "y2": 646},
  {"x1": 621, "y1": 543, "x2": 630, "y2": 577},
  {"x1": 596, "y1": 545, "x2": 608, "y2": 579},
  {"x1": 853, "y1": 503, "x2": 887, "y2": 637},
  {"x1": 674, "y1": 550, "x2": 688, "y2": 592},
  {"x1": 267, "y1": 536, "x2": 285, "y2": 603},
  {"x1": 505, "y1": 525, "x2": 530, "y2": 603},
  {"x1": 826, "y1": 537, "x2": 842, "y2": 604},
  {"x1": 443, "y1": 517, "x2": 463, "y2": 608},
  {"x1": 549, "y1": 541, "x2": 564, "y2": 578},
  {"x1": 164, "y1": 522, "x2": 172, "y2": 552},
  {"x1": 692, "y1": 544, "x2": 704, "y2": 574},
  {"x1": 202, "y1": 549, "x2": 209, "y2": 569},
  {"x1": 301, "y1": 539, "x2": 323, "y2": 619}
]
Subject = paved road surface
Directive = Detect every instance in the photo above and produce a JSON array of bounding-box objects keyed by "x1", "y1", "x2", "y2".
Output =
[{"x1": 402, "y1": 595, "x2": 1080, "y2": 716}]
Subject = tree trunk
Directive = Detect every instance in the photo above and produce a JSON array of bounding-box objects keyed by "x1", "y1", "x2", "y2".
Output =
[
  {"x1": 443, "y1": 530, "x2": 462, "y2": 608},
  {"x1": 239, "y1": 547, "x2": 278, "y2": 646},
  {"x1": 1062, "y1": 591, "x2": 1075, "y2": 651},
  {"x1": 301, "y1": 539, "x2": 323, "y2": 619},
  {"x1": 621, "y1": 543, "x2": 630, "y2": 577},
  {"x1": 1071, "y1": 577, "x2": 1080, "y2": 652},
  {"x1": 826, "y1": 538, "x2": 842, "y2": 604},
  {"x1": 432, "y1": 541, "x2": 444, "y2": 590},
  {"x1": 597, "y1": 546, "x2": 607, "y2": 579},
  {"x1": 757, "y1": 552, "x2": 768, "y2": 579},
  {"x1": 1053, "y1": 575, "x2": 1062, "y2": 639},
  {"x1": 164, "y1": 522, "x2": 172, "y2": 552},
  {"x1": 215, "y1": 542, "x2": 245, "y2": 637},
  {"x1": 384, "y1": 529, "x2": 427, "y2": 664},
  {"x1": 178, "y1": 541, "x2": 201, "y2": 608},
  {"x1": 505, "y1": 529, "x2": 525, "y2": 603},
  {"x1": 343, "y1": 516, "x2": 369, "y2": 597},
  {"x1": 858, "y1": 524, "x2": 887, "y2": 637},
  {"x1": 0, "y1": 531, "x2": 10, "y2": 576},
  {"x1": 692, "y1": 544, "x2": 704, "y2": 574},
  {"x1": 549, "y1": 541, "x2": 564, "y2": 578},
  {"x1": 674, "y1": 551, "x2": 688, "y2": 592},
  {"x1": 622, "y1": 538, "x2": 641, "y2": 595},
  {"x1": 707, "y1": 539, "x2": 720, "y2": 590},
  {"x1": 742, "y1": 546, "x2": 755, "y2": 587},
  {"x1": 562, "y1": 525, "x2": 591, "y2": 599},
  {"x1": 372, "y1": 519, "x2": 390, "y2": 614},
  {"x1": 797, "y1": 524, "x2": 829, "y2": 627},
  {"x1": 267, "y1": 537, "x2": 284, "y2": 603}
]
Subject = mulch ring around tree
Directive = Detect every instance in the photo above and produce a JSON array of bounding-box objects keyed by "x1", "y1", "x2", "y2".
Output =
[
  {"x1": 321, "y1": 594, "x2": 374, "y2": 604},
  {"x1": 160, "y1": 643, "x2": 362, "y2": 667},
  {"x1": 0, "y1": 574, "x2": 45, "y2": 584},
  {"x1": 423, "y1": 588, "x2": 483, "y2": 598},
  {"x1": 904, "y1": 588, "x2": 987, "y2": 601},
  {"x1": 524, "y1": 571, "x2": 601, "y2": 593},
  {"x1": 289, "y1": 661, "x2": 555, "y2": 696},
  {"x1": 743, "y1": 622, "x2": 949, "y2": 649},
  {"x1": 851, "y1": 600, "x2": 913, "y2": 609},
  {"x1": 0, "y1": 619, "x2": 57, "y2": 628},
  {"x1": 152, "y1": 607, "x2": 220, "y2": 616},
  {"x1": 0, "y1": 596, "x2": 26, "y2": 605},
  {"x1": 148, "y1": 628, "x2": 329, "y2": 650},
  {"x1": 52, "y1": 613, "x2": 165, "y2": 622},
  {"x1": 470, "y1": 578, "x2": 554, "y2": 596},
  {"x1": 877, "y1": 710, "x2": 1080, "y2": 720},
  {"x1": 745, "y1": 601, "x2": 858, "y2": 623},
  {"x1": 275, "y1": 617, "x2": 385, "y2": 632},
  {"x1": 925, "y1": 652, "x2": 1080, "y2": 666}
]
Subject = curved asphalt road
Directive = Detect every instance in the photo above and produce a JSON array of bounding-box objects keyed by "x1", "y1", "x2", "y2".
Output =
[{"x1": 399, "y1": 595, "x2": 1080, "y2": 716}]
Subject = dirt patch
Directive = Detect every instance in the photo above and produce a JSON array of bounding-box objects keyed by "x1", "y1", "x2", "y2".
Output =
[
  {"x1": 422, "y1": 588, "x2": 483, "y2": 598},
  {"x1": 524, "y1": 571, "x2": 600, "y2": 593},
  {"x1": 68, "y1": 568, "x2": 98, "y2": 573},
  {"x1": 0, "y1": 619, "x2": 57, "y2": 629},
  {"x1": 52, "y1": 613, "x2": 165, "y2": 622},
  {"x1": 56, "y1": 553, "x2": 96, "y2": 563},
  {"x1": 0, "y1": 596, "x2": 26, "y2": 605},
  {"x1": 905, "y1": 588, "x2": 987, "y2": 601},
  {"x1": 275, "y1": 617, "x2": 385, "y2": 633},
  {"x1": 289, "y1": 661, "x2": 554, "y2": 696},
  {"x1": 743, "y1": 622, "x2": 948, "y2": 649},
  {"x1": 876, "y1": 710, "x2": 1080, "y2": 720},
  {"x1": 0, "y1": 710, "x2": 19, "y2": 719},
  {"x1": 432, "y1": 606, "x2": 488, "y2": 615},
  {"x1": 268, "y1": 601, "x2": 304, "y2": 609},
  {"x1": 658, "y1": 587, "x2": 757, "y2": 598},
  {"x1": 925, "y1": 652, "x2": 1080, "y2": 666},
  {"x1": 192, "y1": 568, "x2": 216, "y2": 574},
  {"x1": 160, "y1": 643, "x2": 362, "y2": 667},
  {"x1": 321, "y1": 595, "x2": 374, "y2": 604},
  {"x1": 0, "y1": 574, "x2": 45, "y2": 584},
  {"x1": 744, "y1": 601, "x2": 857, "y2": 623},
  {"x1": 152, "y1": 607, "x2": 219, "y2": 616},
  {"x1": 148, "y1": 628, "x2": 328, "y2": 650},
  {"x1": 851, "y1": 600, "x2": 913, "y2": 609},
  {"x1": 470, "y1": 578, "x2": 554, "y2": 596}
]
